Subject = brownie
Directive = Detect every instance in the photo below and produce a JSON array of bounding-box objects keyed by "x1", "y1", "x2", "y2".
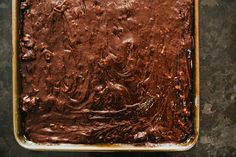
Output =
[{"x1": 19, "y1": 0, "x2": 194, "y2": 144}]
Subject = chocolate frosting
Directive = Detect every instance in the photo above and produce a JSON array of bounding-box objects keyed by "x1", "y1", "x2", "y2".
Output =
[{"x1": 19, "y1": 0, "x2": 194, "y2": 144}]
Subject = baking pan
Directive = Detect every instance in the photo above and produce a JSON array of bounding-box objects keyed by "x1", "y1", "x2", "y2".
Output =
[{"x1": 12, "y1": 0, "x2": 199, "y2": 151}]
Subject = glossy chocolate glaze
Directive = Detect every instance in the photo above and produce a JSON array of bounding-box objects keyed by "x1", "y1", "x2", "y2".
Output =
[{"x1": 19, "y1": 0, "x2": 194, "y2": 144}]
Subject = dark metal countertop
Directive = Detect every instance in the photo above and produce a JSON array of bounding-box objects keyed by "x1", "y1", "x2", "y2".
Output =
[{"x1": 0, "y1": 0, "x2": 235, "y2": 156}]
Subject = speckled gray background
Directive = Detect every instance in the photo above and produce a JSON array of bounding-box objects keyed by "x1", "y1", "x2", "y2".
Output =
[{"x1": 0, "y1": 0, "x2": 236, "y2": 156}]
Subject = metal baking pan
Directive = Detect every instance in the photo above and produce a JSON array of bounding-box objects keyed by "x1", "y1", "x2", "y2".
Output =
[{"x1": 12, "y1": 0, "x2": 199, "y2": 151}]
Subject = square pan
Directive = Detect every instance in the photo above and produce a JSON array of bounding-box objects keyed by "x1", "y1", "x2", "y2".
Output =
[{"x1": 12, "y1": 0, "x2": 199, "y2": 151}]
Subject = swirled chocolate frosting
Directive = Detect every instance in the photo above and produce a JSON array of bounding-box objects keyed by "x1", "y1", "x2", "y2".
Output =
[{"x1": 19, "y1": 0, "x2": 194, "y2": 144}]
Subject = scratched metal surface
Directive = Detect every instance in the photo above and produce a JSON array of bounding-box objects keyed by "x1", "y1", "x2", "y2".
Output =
[{"x1": 0, "y1": 0, "x2": 236, "y2": 156}]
